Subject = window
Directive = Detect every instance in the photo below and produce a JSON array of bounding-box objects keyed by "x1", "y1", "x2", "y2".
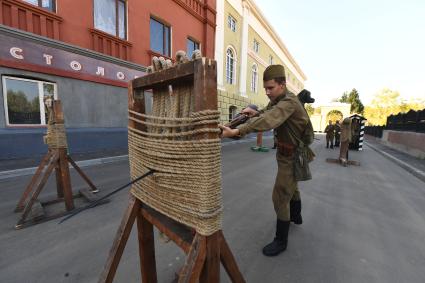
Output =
[
  {"x1": 2, "y1": 77, "x2": 57, "y2": 126},
  {"x1": 269, "y1": 55, "x2": 273, "y2": 65},
  {"x1": 228, "y1": 15, "x2": 236, "y2": 32},
  {"x1": 23, "y1": 0, "x2": 56, "y2": 12},
  {"x1": 253, "y1": 39, "x2": 259, "y2": 53},
  {"x1": 150, "y1": 17, "x2": 171, "y2": 57},
  {"x1": 229, "y1": 106, "x2": 237, "y2": 121},
  {"x1": 187, "y1": 38, "x2": 200, "y2": 58},
  {"x1": 226, "y1": 48, "x2": 235, "y2": 84},
  {"x1": 94, "y1": 0, "x2": 127, "y2": 39},
  {"x1": 251, "y1": 64, "x2": 258, "y2": 92}
]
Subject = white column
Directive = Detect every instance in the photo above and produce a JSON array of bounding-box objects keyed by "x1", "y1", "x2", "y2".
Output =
[
  {"x1": 239, "y1": 1, "x2": 249, "y2": 97},
  {"x1": 214, "y1": 0, "x2": 225, "y2": 90}
]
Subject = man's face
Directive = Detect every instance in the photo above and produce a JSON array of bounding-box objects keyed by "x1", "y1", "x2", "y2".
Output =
[{"x1": 263, "y1": 79, "x2": 285, "y2": 101}]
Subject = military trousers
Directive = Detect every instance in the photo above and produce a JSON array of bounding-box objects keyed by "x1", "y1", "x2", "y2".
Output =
[
  {"x1": 272, "y1": 152, "x2": 298, "y2": 221},
  {"x1": 326, "y1": 134, "x2": 334, "y2": 148}
]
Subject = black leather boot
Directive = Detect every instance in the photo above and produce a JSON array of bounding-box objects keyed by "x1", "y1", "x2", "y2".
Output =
[
  {"x1": 290, "y1": 200, "x2": 303, "y2": 225},
  {"x1": 262, "y1": 220, "x2": 290, "y2": 256}
]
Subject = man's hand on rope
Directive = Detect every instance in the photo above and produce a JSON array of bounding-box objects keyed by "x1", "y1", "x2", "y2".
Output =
[{"x1": 219, "y1": 125, "x2": 240, "y2": 138}]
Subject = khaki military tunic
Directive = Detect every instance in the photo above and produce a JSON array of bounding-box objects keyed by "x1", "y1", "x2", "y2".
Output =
[{"x1": 237, "y1": 91, "x2": 309, "y2": 221}]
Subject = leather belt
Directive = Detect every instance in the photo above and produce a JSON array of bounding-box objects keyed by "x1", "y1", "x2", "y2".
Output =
[{"x1": 277, "y1": 141, "x2": 295, "y2": 157}]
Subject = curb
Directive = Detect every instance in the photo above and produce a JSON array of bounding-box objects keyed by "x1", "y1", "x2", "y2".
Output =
[
  {"x1": 0, "y1": 155, "x2": 129, "y2": 180},
  {"x1": 0, "y1": 136, "x2": 274, "y2": 180},
  {"x1": 365, "y1": 142, "x2": 425, "y2": 183}
]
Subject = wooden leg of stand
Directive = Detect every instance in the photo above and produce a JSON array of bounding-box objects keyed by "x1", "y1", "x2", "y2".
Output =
[
  {"x1": 98, "y1": 196, "x2": 140, "y2": 283},
  {"x1": 200, "y1": 232, "x2": 220, "y2": 283},
  {"x1": 59, "y1": 149, "x2": 74, "y2": 211},
  {"x1": 16, "y1": 153, "x2": 59, "y2": 226},
  {"x1": 15, "y1": 151, "x2": 52, "y2": 212},
  {"x1": 178, "y1": 234, "x2": 207, "y2": 283},
  {"x1": 55, "y1": 155, "x2": 64, "y2": 198},
  {"x1": 137, "y1": 208, "x2": 158, "y2": 283},
  {"x1": 219, "y1": 231, "x2": 245, "y2": 283},
  {"x1": 67, "y1": 156, "x2": 99, "y2": 193}
]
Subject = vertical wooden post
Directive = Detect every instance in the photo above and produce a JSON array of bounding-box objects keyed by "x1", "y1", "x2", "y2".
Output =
[
  {"x1": 137, "y1": 209, "x2": 157, "y2": 283},
  {"x1": 200, "y1": 232, "x2": 220, "y2": 283},
  {"x1": 193, "y1": 58, "x2": 217, "y2": 114},
  {"x1": 55, "y1": 158, "x2": 64, "y2": 198},
  {"x1": 59, "y1": 148, "x2": 74, "y2": 210}
]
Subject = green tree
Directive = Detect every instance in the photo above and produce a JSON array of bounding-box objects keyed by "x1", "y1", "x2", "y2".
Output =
[
  {"x1": 339, "y1": 88, "x2": 364, "y2": 114},
  {"x1": 305, "y1": 104, "x2": 314, "y2": 116},
  {"x1": 363, "y1": 88, "x2": 425, "y2": 125},
  {"x1": 326, "y1": 110, "x2": 343, "y2": 123}
]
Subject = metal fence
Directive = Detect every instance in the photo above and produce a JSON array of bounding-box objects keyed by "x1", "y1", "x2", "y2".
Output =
[
  {"x1": 386, "y1": 109, "x2": 425, "y2": 133},
  {"x1": 365, "y1": 109, "x2": 425, "y2": 137},
  {"x1": 364, "y1": 126, "x2": 384, "y2": 138}
]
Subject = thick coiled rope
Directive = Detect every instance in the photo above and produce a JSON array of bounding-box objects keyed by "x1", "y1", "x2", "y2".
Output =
[
  {"x1": 44, "y1": 123, "x2": 68, "y2": 149},
  {"x1": 128, "y1": 107, "x2": 223, "y2": 236}
]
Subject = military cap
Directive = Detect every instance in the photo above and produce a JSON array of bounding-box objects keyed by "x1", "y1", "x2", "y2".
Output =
[{"x1": 263, "y1": 64, "x2": 286, "y2": 81}]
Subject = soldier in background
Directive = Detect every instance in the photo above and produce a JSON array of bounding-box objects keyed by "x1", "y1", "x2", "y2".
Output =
[
  {"x1": 324, "y1": 120, "x2": 335, "y2": 148},
  {"x1": 334, "y1": 120, "x2": 341, "y2": 147}
]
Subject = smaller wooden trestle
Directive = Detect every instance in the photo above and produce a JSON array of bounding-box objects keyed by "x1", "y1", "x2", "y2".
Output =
[
  {"x1": 14, "y1": 100, "x2": 101, "y2": 229},
  {"x1": 325, "y1": 158, "x2": 360, "y2": 167},
  {"x1": 99, "y1": 196, "x2": 246, "y2": 283}
]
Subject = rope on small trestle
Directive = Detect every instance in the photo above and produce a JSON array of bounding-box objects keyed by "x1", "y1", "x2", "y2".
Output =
[
  {"x1": 128, "y1": 105, "x2": 223, "y2": 236},
  {"x1": 44, "y1": 123, "x2": 68, "y2": 149}
]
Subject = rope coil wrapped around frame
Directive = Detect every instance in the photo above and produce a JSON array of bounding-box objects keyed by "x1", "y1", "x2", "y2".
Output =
[
  {"x1": 45, "y1": 123, "x2": 68, "y2": 149},
  {"x1": 128, "y1": 53, "x2": 223, "y2": 236}
]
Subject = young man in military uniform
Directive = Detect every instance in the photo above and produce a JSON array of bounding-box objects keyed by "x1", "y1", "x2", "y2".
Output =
[{"x1": 220, "y1": 65, "x2": 310, "y2": 256}]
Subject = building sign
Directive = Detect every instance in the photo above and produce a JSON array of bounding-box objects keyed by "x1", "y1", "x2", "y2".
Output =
[{"x1": 0, "y1": 33, "x2": 145, "y2": 86}]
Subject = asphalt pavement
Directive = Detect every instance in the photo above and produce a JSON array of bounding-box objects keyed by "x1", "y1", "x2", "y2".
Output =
[{"x1": 1, "y1": 134, "x2": 424, "y2": 283}]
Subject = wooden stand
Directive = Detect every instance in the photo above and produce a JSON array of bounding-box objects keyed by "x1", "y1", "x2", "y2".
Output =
[
  {"x1": 14, "y1": 100, "x2": 102, "y2": 229},
  {"x1": 325, "y1": 158, "x2": 360, "y2": 167},
  {"x1": 99, "y1": 57, "x2": 245, "y2": 282},
  {"x1": 99, "y1": 196, "x2": 245, "y2": 283}
]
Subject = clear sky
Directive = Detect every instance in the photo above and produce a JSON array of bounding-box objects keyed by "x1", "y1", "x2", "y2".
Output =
[{"x1": 258, "y1": 0, "x2": 425, "y2": 105}]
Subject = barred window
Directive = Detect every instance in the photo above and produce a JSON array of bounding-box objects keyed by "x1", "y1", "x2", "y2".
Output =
[
  {"x1": 150, "y1": 17, "x2": 171, "y2": 56},
  {"x1": 253, "y1": 39, "x2": 259, "y2": 53},
  {"x1": 226, "y1": 48, "x2": 236, "y2": 84},
  {"x1": 229, "y1": 106, "x2": 237, "y2": 121},
  {"x1": 251, "y1": 64, "x2": 258, "y2": 92},
  {"x1": 23, "y1": 0, "x2": 56, "y2": 12},
  {"x1": 187, "y1": 38, "x2": 200, "y2": 58},
  {"x1": 94, "y1": 0, "x2": 127, "y2": 39},
  {"x1": 228, "y1": 15, "x2": 236, "y2": 32}
]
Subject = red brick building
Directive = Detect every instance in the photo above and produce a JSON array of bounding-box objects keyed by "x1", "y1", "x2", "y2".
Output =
[{"x1": 0, "y1": 0, "x2": 216, "y2": 159}]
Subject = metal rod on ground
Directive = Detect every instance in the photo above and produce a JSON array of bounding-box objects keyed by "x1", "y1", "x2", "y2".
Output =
[{"x1": 58, "y1": 169, "x2": 155, "y2": 224}]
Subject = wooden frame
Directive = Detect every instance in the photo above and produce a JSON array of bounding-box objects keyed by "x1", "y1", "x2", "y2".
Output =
[
  {"x1": 14, "y1": 100, "x2": 102, "y2": 229},
  {"x1": 100, "y1": 58, "x2": 245, "y2": 282}
]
